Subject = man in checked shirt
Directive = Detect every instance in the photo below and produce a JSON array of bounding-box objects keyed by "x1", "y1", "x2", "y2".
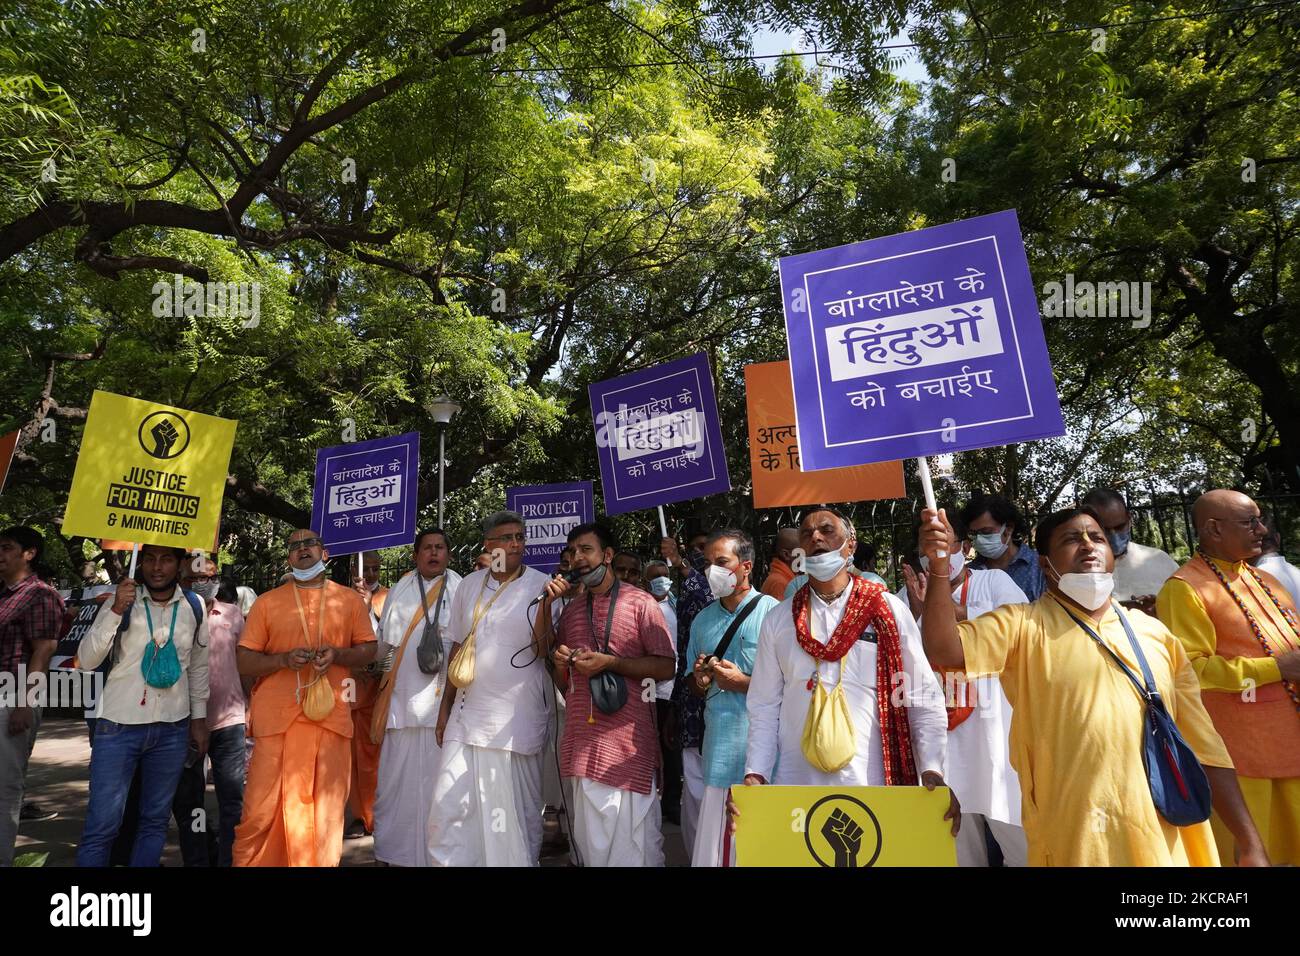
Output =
[{"x1": 0, "y1": 527, "x2": 65, "y2": 866}]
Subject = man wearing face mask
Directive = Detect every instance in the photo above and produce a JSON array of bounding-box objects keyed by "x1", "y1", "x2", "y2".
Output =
[
  {"x1": 77, "y1": 544, "x2": 210, "y2": 866},
  {"x1": 1082, "y1": 488, "x2": 1178, "y2": 616},
  {"x1": 901, "y1": 517, "x2": 1029, "y2": 867},
  {"x1": 1158, "y1": 489, "x2": 1300, "y2": 865},
  {"x1": 170, "y1": 556, "x2": 246, "y2": 866},
  {"x1": 685, "y1": 529, "x2": 777, "y2": 866},
  {"x1": 660, "y1": 533, "x2": 714, "y2": 853},
  {"x1": 641, "y1": 558, "x2": 680, "y2": 826},
  {"x1": 760, "y1": 527, "x2": 800, "y2": 599},
  {"x1": 962, "y1": 493, "x2": 1046, "y2": 601},
  {"x1": 541, "y1": 522, "x2": 675, "y2": 866},
  {"x1": 233, "y1": 530, "x2": 377, "y2": 866},
  {"x1": 734, "y1": 509, "x2": 957, "y2": 849},
  {"x1": 920, "y1": 505, "x2": 1268, "y2": 866}
]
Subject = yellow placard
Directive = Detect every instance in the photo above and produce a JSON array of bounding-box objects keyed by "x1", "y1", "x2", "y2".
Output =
[
  {"x1": 63, "y1": 391, "x2": 237, "y2": 552},
  {"x1": 730, "y1": 785, "x2": 957, "y2": 867}
]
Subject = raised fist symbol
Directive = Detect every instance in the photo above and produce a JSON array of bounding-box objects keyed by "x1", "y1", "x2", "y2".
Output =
[
  {"x1": 150, "y1": 418, "x2": 180, "y2": 458},
  {"x1": 821, "y1": 807, "x2": 864, "y2": 868}
]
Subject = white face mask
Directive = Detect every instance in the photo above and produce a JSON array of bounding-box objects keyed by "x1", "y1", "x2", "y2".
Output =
[
  {"x1": 973, "y1": 527, "x2": 1009, "y2": 559},
  {"x1": 804, "y1": 547, "x2": 849, "y2": 582},
  {"x1": 707, "y1": 564, "x2": 738, "y2": 599},
  {"x1": 1048, "y1": 559, "x2": 1114, "y2": 611},
  {"x1": 649, "y1": 576, "x2": 672, "y2": 597},
  {"x1": 291, "y1": 560, "x2": 326, "y2": 582},
  {"x1": 920, "y1": 550, "x2": 966, "y2": 580}
]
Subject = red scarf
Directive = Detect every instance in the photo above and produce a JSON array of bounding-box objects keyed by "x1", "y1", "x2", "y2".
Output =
[{"x1": 792, "y1": 576, "x2": 918, "y2": 785}]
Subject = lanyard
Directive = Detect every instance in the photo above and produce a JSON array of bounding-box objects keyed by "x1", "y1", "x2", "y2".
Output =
[
  {"x1": 585, "y1": 579, "x2": 621, "y2": 653},
  {"x1": 142, "y1": 598, "x2": 179, "y2": 648},
  {"x1": 468, "y1": 566, "x2": 522, "y2": 639},
  {"x1": 291, "y1": 583, "x2": 327, "y2": 649},
  {"x1": 415, "y1": 572, "x2": 447, "y2": 631},
  {"x1": 957, "y1": 572, "x2": 970, "y2": 606}
]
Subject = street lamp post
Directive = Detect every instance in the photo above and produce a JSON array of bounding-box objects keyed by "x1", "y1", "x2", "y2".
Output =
[{"x1": 426, "y1": 395, "x2": 461, "y2": 529}]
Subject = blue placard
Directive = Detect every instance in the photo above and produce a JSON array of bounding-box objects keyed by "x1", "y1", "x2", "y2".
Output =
[{"x1": 311, "y1": 431, "x2": 420, "y2": 553}]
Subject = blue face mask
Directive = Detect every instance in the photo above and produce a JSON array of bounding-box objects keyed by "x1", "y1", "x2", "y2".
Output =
[
  {"x1": 1106, "y1": 529, "x2": 1131, "y2": 557},
  {"x1": 804, "y1": 549, "x2": 848, "y2": 582},
  {"x1": 291, "y1": 560, "x2": 326, "y2": 582},
  {"x1": 649, "y1": 576, "x2": 672, "y2": 597},
  {"x1": 973, "y1": 528, "x2": 1009, "y2": 559}
]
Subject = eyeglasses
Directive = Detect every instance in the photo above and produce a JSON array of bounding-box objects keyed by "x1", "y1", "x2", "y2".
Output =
[
  {"x1": 1217, "y1": 517, "x2": 1265, "y2": 530},
  {"x1": 486, "y1": 532, "x2": 527, "y2": 544},
  {"x1": 287, "y1": 537, "x2": 323, "y2": 550}
]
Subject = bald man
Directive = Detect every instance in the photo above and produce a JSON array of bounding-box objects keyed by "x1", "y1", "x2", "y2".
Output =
[
  {"x1": 234, "y1": 530, "x2": 376, "y2": 866},
  {"x1": 760, "y1": 528, "x2": 800, "y2": 600},
  {"x1": 1158, "y1": 490, "x2": 1300, "y2": 865}
]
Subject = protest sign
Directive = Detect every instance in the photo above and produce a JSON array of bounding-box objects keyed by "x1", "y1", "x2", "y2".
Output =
[
  {"x1": 311, "y1": 431, "x2": 420, "y2": 554},
  {"x1": 588, "y1": 353, "x2": 730, "y2": 517},
  {"x1": 506, "y1": 481, "x2": 594, "y2": 573},
  {"x1": 745, "y1": 361, "x2": 904, "y2": 508},
  {"x1": 63, "y1": 391, "x2": 237, "y2": 551},
  {"x1": 730, "y1": 785, "x2": 957, "y2": 867},
  {"x1": 778, "y1": 210, "x2": 1065, "y2": 472},
  {"x1": 0, "y1": 429, "x2": 18, "y2": 495}
]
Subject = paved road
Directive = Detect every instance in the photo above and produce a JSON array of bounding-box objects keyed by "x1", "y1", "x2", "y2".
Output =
[{"x1": 16, "y1": 716, "x2": 690, "y2": 867}]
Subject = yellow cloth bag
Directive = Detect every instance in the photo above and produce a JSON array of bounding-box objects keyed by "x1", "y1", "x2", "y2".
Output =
[
  {"x1": 291, "y1": 583, "x2": 335, "y2": 721},
  {"x1": 448, "y1": 567, "x2": 521, "y2": 690},
  {"x1": 800, "y1": 664, "x2": 856, "y2": 773},
  {"x1": 301, "y1": 673, "x2": 335, "y2": 722}
]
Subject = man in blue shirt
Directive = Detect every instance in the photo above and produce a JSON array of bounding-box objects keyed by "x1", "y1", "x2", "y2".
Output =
[
  {"x1": 685, "y1": 529, "x2": 777, "y2": 866},
  {"x1": 961, "y1": 493, "x2": 1046, "y2": 601}
]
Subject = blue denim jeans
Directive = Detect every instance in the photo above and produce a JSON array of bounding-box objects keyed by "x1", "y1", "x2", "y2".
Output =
[
  {"x1": 171, "y1": 723, "x2": 247, "y2": 866},
  {"x1": 77, "y1": 717, "x2": 189, "y2": 867}
]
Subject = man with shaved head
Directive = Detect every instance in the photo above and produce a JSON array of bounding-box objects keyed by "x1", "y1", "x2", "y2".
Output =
[
  {"x1": 233, "y1": 529, "x2": 377, "y2": 866},
  {"x1": 1158, "y1": 489, "x2": 1300, "y2": 865}
]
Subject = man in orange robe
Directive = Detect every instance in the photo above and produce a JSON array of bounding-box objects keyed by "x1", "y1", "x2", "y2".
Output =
[
  {"x1": 1158, "y1": 490, "x2": 1300, "y2": 865},
  {"x1": 233, "y1": 530, "x2": 377, "y2": 866},
  {"x1": 347, "y1": 551, "x2": 388, "y2": 837}
]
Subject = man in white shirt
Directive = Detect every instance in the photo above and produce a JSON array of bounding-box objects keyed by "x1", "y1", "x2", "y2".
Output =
[
  {"x1": 371, "y1": 528, "x2": 461, "y2": 866},
  {"x1": 734, "y1": 508, "x2": 957, "y2": 851},
  {"x1": 429, "y1": 510, "x2": 554, "y2": 866},
  {"x1": 900, "y1": 519, "x2": 1029, "y2": 866},
  {"x1": 1082, "y1": 488, "x2": 1178, "y2": 615},
  {"x1": 77, "y1": 544, "x2": 210, "y2": 866},
  {"x1": 1254, "y1": 514, "x2": 1300, "y2": 603}
]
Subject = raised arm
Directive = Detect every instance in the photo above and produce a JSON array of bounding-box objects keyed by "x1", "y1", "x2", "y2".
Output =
[{"x1": 918, "y1": 508, "x2": 966, "y2": 669}]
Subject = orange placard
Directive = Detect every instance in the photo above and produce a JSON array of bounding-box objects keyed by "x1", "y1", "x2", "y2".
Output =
[
  {"x1": 745, "y1": 361, "x2": 904, "y2": 508},
  {"x1": 0, "y1": 429, "x2": 18, "y2": 495}
]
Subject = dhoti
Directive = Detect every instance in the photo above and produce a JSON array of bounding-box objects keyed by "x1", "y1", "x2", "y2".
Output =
[
  {"x1": 690, "y1": 785, "x2": 735, "y2": 867},
  {"x1": 233, "y1": 721, "x2": 351, "y2": 867},
  {"x1": 1212, "y1": 775, "x2": 1300, "y2": 866},
  {"x1": 373, "y1": 727, "x2": 442, "y2": 867},
  {"x1": 680, "y1": 747, "x2": 705, "y2": 858},
  {"x1": 427, "y1": 739, "x2": 543, "y2": 867},
  {"x1": 570, "y1": 777, "x2": 664, "y2": 867}
]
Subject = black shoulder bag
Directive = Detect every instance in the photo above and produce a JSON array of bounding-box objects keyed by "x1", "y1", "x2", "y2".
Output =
[
  {"x1": 415, "y1": 573, "x2": 449, "y2": 675},
  {"x1": 587, "y1": 579, "x2": 627, "y2": 715}
]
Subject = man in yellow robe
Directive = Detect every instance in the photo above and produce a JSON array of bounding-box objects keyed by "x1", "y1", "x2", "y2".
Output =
[
  {"x1": 233, "y1": 530, "x2": 377, "y2": 866},
  {"x1": 919, "y1": 505, "x2": 1268, "y2": 866},
  {"x1": 1158, "y1": 489, "x2": 1300, "y2": 865}
]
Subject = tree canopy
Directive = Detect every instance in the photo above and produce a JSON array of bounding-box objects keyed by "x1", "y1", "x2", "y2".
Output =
[{"x1": 2, "y1": 0, "x2": 1296, "y2": 578}]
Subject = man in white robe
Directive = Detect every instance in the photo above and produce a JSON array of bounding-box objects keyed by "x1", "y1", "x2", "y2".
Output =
[
  {"x1": 372, "y1": 529, "x2": 462, "y2": 867},
  {"x1": 429, "y1": 511, "x2": 554, "y2": 867},
  {"x1": 736, "y1": 509, "x2": 956, "y2": 856},
  {"x1": 900, "y1": 518, "x2": 1028, "y2": 867}
]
